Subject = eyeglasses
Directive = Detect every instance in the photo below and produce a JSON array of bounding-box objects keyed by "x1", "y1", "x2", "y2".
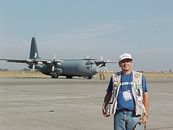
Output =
[{"x1": 120, "y1": 59, "x2": 132, "y2": 63}]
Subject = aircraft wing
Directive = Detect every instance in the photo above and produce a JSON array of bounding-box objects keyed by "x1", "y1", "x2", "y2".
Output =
[
  {"x1": 0, "y1": 58, "x2": 62, "y2": 65},
  {"x1": 0, "y1": 58, "x2": 32, "y2": 63},
  {"x1": 36, "y1": 59, "x2": 62, "y2": 65},
  {"x1": 0, "y1": 58, "x2": 61, "y2": 71},
  {"x1": 82, "y1": 58, "x2": 97, "y2": 60}
]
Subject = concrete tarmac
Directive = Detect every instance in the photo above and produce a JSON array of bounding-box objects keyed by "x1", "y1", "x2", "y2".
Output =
[{"x1": 0, "y1": 77, "x2": 173, "y2": 130}]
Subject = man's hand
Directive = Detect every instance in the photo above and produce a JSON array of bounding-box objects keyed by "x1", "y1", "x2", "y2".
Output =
[
  {"x1": 140, "y1": 113, "x2": 149, "y2": 124},
  {"x1": 102, "y1": 104, "x2": 110, "y2": 117},
  {"x1": 102, "y1": 92, "x2": 112, "y2": 117}
]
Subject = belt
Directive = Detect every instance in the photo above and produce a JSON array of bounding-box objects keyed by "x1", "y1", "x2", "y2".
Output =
[
  {"x1": 116, "y1": 109, "x2": 134, "y2": 112},
  {"x1": 116, "y1": 109, "x2": 141, "y2": 117},
  {"x1": 116, "y1": 109, "x2": 136, "y2": 116}
]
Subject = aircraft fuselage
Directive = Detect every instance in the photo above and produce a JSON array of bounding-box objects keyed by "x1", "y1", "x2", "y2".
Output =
[{"x1": 32, "y1": 59, "x2": 98, "y2": 79}]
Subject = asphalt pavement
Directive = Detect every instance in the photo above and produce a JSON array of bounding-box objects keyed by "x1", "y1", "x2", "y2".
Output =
[{"x1": 0, "y1": 77, "x2": 173, "y2": 130}]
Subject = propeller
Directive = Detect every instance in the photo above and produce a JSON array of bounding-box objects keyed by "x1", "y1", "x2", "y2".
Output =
[
  {"x1": 95, "y1": 57, "x2": 117, "y2": 67},
  {"x1": 94, "y1": 56, "x2": 106, "y2": 67},
  {"x1": 51, "y1": 55, "x2": 62, "y2": 72},
  {"x1": 85, "y1": 56, "x2": 117, "y2": 69},
  {"x1": 51, "y1": 55, "x2": 57, "y2": 72},
  {"x1": 85, "y1": 55, "x2": 98, "y2": 68}
]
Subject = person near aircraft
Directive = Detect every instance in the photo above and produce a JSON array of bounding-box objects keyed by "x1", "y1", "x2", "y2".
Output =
[
  {"x1": 99, "y1": 71, "x2": 105, "y2": 80},
  {"x1": 102, "y1": 53, "x2": 149, "y2": 130}
]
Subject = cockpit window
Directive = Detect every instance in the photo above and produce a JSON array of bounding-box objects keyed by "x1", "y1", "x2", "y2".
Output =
[{"x1": 86, "y1": 66, "x2": 90, "y2": 69}]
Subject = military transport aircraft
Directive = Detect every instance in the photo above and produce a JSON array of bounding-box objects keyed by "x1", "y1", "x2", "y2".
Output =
[{"x1": 0, "y1": 37, "x2": 115, "y2": 79}]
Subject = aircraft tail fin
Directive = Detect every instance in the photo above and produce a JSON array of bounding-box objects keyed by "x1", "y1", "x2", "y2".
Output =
[{"x1": 29, "y1": 37, "x2": 39, "y2": 59}]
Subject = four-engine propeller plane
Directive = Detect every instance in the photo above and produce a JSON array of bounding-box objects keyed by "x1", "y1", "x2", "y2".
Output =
[{"x1": 0, "y1": 37, "x2": 115, "y2": 79}]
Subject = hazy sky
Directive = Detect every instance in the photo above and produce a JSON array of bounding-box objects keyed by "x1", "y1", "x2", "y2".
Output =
[{"x1": 0, "y1": 0, "x2": 173, "y2": 72}]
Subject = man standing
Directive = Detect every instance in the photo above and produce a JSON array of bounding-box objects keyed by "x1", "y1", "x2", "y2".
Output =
[{"x1": 102, "y1": 53, "x2": 149, "y2": 130}]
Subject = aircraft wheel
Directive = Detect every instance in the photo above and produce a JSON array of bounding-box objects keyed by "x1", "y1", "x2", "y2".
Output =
[
  {"x1": 87, "y1": 76, "x2": 92, "y2": 79},
  {"x1": 51, "y1": 73, "x2": 59, "y2": 78},
  {"x1": 66, "y1": 76, "x2": 73, "y2": 79}
]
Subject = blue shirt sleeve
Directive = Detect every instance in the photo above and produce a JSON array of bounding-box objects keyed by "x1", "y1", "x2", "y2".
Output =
[
  {"x1": 106, "y1": 76, "x2": 113, "y2": 92},
  {"x1": 142, "y1": 75, "x2": 148, "y2": 93}
]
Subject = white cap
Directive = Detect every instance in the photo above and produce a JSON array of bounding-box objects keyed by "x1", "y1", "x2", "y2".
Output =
[{"x1": 118, "y1": 53, "x2": 132, "y2": 62}]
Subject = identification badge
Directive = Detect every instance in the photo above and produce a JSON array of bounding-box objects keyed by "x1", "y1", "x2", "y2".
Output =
[{"x1": 123, "y1": 90, "x2": 132, "y2": 101}]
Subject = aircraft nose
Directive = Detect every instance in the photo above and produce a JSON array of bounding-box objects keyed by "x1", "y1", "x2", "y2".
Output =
[{"x1": 91, "y1": 68, "x2": 99, "y2": 74}]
